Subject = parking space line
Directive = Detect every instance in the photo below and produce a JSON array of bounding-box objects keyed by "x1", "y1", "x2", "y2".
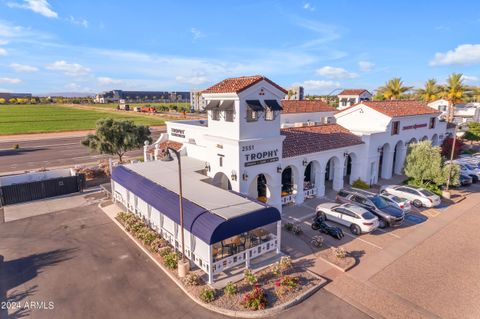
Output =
[
  {"x1": 342, "y1": 232, "x2": 383, "y2": 250},
  {"x1": 373, "y1": 228, "x2": 401, "y2": 238}
]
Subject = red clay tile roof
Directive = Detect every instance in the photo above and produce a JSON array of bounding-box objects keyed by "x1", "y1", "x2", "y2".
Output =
[
  {"x1": 281, "y1": 100, "x2": 336, "y2": 113},
  {"x1": 338, "y1": 89, "x2": 370, "y2": 96},
  {"x1": 202, "y1": 75, "x2": 287, "y2": 94},
  {"x1": 159, "y1": 140, "x2": 183, "y2": 151},
  {"x1": 282, "y1": 124, "x2": 363, "y2": 158},
  {"x1": 337, "y1": 100, "x2": 441, "y2": 118}
]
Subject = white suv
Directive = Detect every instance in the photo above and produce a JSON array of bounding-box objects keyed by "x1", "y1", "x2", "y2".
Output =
[
  {"x1": 381, "y1": 185, "x2": 441, "y2": 208},
  {"x1": 315, "y1": 203, "x2": 379, "y2": 235}
]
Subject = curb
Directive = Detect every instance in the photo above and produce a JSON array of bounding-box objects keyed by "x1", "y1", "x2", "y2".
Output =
[
  {"x1": 99, "y1": 203, "x2": 325, "y2": 318},
  {"x1": 315, "y1": 254, "x2": 355, "y2": 273}
]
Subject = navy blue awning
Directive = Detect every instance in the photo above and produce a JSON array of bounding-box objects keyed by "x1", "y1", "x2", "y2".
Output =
[
  {"x1": 112, "y1": 166, "x2": 280, "y2": 245},
  {"x1": 246, "y1": 100, "x2": 264, "y2": 112},
  {"x1": 264, "y1": 99, "x2": 283, "y2": 111}
]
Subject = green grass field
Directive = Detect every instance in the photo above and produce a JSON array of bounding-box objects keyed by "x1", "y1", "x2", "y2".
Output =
[
  {"x1": 90, "y1": 102, "x2": 191, "y2": 109},
  {"x1": 0, "y1": 104, "x2": 167, "y2": 135}
]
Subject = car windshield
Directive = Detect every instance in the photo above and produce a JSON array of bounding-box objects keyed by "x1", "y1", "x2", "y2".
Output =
[
  {"x1": 419, "y1": 189, "x2": 434, "y2": 197},
  {"x1": 362, "y1": 211, "x2": 376, "y2": 219},
  {"x1": 371, "y1": 196, "x2": 389, "y2": 208}
]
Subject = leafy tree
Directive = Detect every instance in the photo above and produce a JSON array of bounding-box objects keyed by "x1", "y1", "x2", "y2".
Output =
[
  {"x1": 442, "y1": 163, "x2": 461, "y2": 187},
  {"x1": 441, "y1": 137, "x2": 463, "y2": 159},
  {"x1": 81, "y1": 118, "x2": 152, "y2": 162},
  {"x1": 443, "y1": 73, "x2": 465, "y2": 122},
  {"x1": 404, "y1": 141, "x2": 444, "y2": 187},
  {"x1": 463, "y1": 122, "x2": 480, "y2": 144},
  {"x1": 416, "y1": 79, "x2": 441, "y2": 102},
  {"x1": 0, "y1": 98, "x2": 5, "y2": 104},
  {"x1": 378, "y1": 77, "x2": 412, "y2": 100}
]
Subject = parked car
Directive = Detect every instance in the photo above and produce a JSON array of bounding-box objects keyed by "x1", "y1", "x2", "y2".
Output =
[
  {"x1": 459, "y1": 174, "x2": 473, "y2": 187},
  {"x1": 315, "y1": 202, "x2": 379, "y2": 235},
  {"x1": 311, "y1": 218, "x2": 344, "y2": 239},
  {"x1": 380, "y1": 185, "x2": 441, "y2": 208},
  {"x1": 379, "y1": 193, "x2": 411, "y2": 213},
  {"x1": 336, "y1": 189, "x2": 405, "y2": 228},
  {"x1": 457, "y1": 163, "x2": 480, "y2": 182}
]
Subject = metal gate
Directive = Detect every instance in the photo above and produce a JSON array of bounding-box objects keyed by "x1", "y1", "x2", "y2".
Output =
[{"x1": 0, "y1": 174, "x2": 85, "y2": 206}]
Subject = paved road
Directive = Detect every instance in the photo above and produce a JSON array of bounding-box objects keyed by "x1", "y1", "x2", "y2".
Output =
[
  {"x1": 0, "y1": 129, "x2": 164, "y2": 174},
  {"x1": 0, "y1": 196, "x2": 370, "y2": 319}
]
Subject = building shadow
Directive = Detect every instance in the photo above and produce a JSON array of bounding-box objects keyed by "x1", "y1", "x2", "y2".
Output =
[{"x1": 0, "y1": 248, "x2": 77, "y2": 319}]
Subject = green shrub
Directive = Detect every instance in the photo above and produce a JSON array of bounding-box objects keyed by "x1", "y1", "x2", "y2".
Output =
[
  {"x1": 279, "y1": 256, "x2": 293, "y2": 273},
  {"x1": 224, "y1": 282, "x2": 237, "y2": 296},
  {"x1": 184, "y1": 273, "x2": 201, "y2": 286},
  {"x1": 332, "y1": 247, "x2": 347, "y2": 259},
  {"x1": 12, "y1": 144, "x2": 20, "y2": 150},
  {"x1": 163, "y1": 251, "x2": 178, "y2": 269},
  {"x1": 159, "y1": 247, "x2": 172, "y2": 258},
  {"x1": 243, "y1": 269, "x2": 257, "y2": 286},
  {"x1": 150, "y1": 238, "x2": 167, "y2": 252},
  {"x1": 352, "y1": 178, "x2": 369, "y2": 189},
  {"x1": 241, "y1": 285, "x2": 267, "y2": 310},
  {"x1": 199, "y1": 288, "x2": 216, "y2": 303},
  {"x1": 275, "y1": 275, "x2": 298, "y2": 296}
]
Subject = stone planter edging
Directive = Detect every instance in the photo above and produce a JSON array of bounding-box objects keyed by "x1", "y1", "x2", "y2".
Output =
[{"x1": 99, "y1": 203, "x2": 326, "y2": 318}]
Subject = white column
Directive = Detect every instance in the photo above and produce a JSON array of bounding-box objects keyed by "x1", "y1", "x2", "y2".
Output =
[
  {"x1": 315, "y1": 169, "x2": 325, "y2": 197},
  {"x1": 245, "y1": 250, "x2": 251, "y2": 269},
  {"x1": 349, "y1": 162, "x2": 362, "y2": 184},
  {"x1": 394, "y1": 147, "x2": 407, "y2": 175},
  {"x1": 295, "y1": 170, "x2": 305, "y2": 204},
  {"x1": 269, "y1": 181, "x2": 282, "y2": 213},
  {"x1": 333, "y1": 165, "x2": 344, "y2": 191},
  {"x1": 381, "y1": 150, "x2": 395, "y2": 180},
  {"x1": 208, "y1": 245, "x2": 213, "y2": 284},
  {"x1": 276, "y1": 221, "x2": 282, "y2": 254}
]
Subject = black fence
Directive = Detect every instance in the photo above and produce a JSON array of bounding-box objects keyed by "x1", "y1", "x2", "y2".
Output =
[{"x1": 0, "y1": 174, "x2": 85, "y2": 206}]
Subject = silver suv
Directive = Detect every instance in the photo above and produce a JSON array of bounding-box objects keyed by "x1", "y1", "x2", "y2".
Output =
[{"x1": 336, "y1": 188, "x2": 405, "y2": 228}]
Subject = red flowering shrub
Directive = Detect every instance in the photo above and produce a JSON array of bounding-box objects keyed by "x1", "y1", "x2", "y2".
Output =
[
  {"x1": 275, "y1": 275, "x2": 298, "y2": 297},
  {"x1": 441, "y1": 137, "x2": 463, "y2": 159},
  {"x1": 241, "y1": 284, "x2": 267, "y2": 310}
]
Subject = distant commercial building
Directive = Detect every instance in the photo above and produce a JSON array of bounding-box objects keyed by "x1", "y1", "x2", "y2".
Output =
[
  {"x1": 337, "y1": 89, "x2": 372, "y2": 110},
  {"x1": 190, "y1": 90, "x2": 207, "y2": 111},
  {"x1": 94, "y1": 90, "x2": 189, "y2": 104},
  {"x1": 427, "y1": 98, "x2": 480, "y2": 123},
  {"x1": 0, "y1": 92, "x2": 32, "y2": 101},
  {"x1": 284, "y1": 86, "x2": 304, "y2": 100}
]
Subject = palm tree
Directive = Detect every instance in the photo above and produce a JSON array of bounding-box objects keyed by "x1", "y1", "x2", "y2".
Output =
[
  {"x1": 416, "y1": 79, "x2": 441, "y2": 102},
  {"x1": 443, "y1": 73, "x2": 465, "y2": 122},
  {"x1": 378, "y1": 77, "x2": 412, "y2": 100}
]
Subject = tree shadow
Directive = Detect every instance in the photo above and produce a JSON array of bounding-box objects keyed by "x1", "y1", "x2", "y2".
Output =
[
  {"x1": 0, "y1": 148, "x2": 47, "y2": 157},
  {"x1": 0, "y1": 248, "x2": 77, "y2": 319}
]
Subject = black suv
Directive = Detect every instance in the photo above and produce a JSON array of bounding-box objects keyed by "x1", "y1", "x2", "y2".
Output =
[{"x1": 336, "y1": 188, "x2": 404, "y2": 228}]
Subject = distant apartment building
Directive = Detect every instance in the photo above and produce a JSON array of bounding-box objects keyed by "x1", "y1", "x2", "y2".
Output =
[
  {"x1": 0, "y1": 92, "x2": 32, "y2": 101},
  {"x1": 284, "y1": 86, "x2": 304, "y2": 100},
  {"x1": 190, "y1": 90, "x2": 207, "y2": 111},
  {"x1": 337, "y1": 89, "x2": 372, "y2": 110},
  {"x1": 94, "y1": 90, "x2": 189, "y2": 104}
]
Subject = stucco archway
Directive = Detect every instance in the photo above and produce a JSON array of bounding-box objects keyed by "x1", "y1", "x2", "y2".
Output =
[
  {"x1": 248, "y1": 173, "x2": 273, "y2": 203},
  {"x1": 378, "y1": 143, "x2": 393, "y2": 179},
  {"x1": 324, "y1": 156, "x2": 343, "y2": 192},
  {"x1": 212, "y1": 172, "x2": 232, "y2": 190},
  {"x1": 432, "y1": 134, "x2": 439, "y2": 146},
  {"x1": 393, "y1": 140, "x2": 406, "y2": 175}
]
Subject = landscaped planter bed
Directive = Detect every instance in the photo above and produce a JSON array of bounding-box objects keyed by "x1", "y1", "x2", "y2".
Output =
[{"x1": 115, "y1": 211, "x2": 322, "y2": 313}]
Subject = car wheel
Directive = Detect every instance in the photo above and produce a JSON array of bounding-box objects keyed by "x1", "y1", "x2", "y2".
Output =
[
  {"x1": 378, "y1": 219, "x2": 388, "y2": 229},
  {"x1": 311, "y1": 222, "x2": 320, "y2": 230},
  {"x1": 316, "y1": 211, "x2": 326, "y2": 221},
  {"x1": 412, "y1": 199, "x2": 423, "y2": 208},
  {"x1": 350, "y1": 224, "x2": 361, "y2": 235}
]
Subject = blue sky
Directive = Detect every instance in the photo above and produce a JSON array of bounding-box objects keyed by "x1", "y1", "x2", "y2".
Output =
[{"x1": 0, "y1": 0, "x2": 479, "y2": 94}]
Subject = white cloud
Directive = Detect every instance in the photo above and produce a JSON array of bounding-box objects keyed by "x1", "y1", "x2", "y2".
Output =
[
  {"x1": 462, "y1": 75, "x2": 479, "y2": 83},
  {"x1": 0, "y1": 20, "x2": 51, "y2": 41},
  {"x1": 67, "y1": 16, "x2": 88, "y2": 28},
  {"x1": 293, "y1": 17, "x2": 342, "y2": 48},
  {"x1": 176, "y1": 75, "x2": 209, "y2": 86},
  {"x1": 358, "y1": 61, "x2": 374, "y2": 72},
  {"x1": 9, "y1": 63, "x2": 38, "y2": 72},
  {"x1": 46, "y1": 60, "x2": 91, "y2": 76},
  {"x1": 190, "y1": 28, "x2": 205, "y2": 40},
  {"x1": 0, "y1": 77, "x2": 21, "y2": 84},
  {"x1": 294, "y1": 80, "x2": 340, "y2": 91},
  {"x1": 303, "y1": 3, "x2": 315, "y2": 11},
  {"x1": 316, "y1": 66, "x2": 358, "y2": 79},
  {"x1": 97, "y1": 77, "x2": 123, "y2": 86},
  {"x1": 0, "y1": 48, "x2": 7, "y2": 56},
  {"x1": 0, "y1": 40, "x2": 8, "y2": 45},
  {"x1": 65, "y1": 82, "x2": 92, "y2": 92},
  {"x1": 430, "y1": 44, "x2": 480, "y2": 66},
  {"x1": 7, "y1": 0, "x2": 58, "y2": 18}
]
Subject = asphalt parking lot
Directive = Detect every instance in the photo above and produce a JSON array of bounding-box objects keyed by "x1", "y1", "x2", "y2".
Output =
[{"x1": 0, "y1": 196, "x2": 371, "y2": 319}]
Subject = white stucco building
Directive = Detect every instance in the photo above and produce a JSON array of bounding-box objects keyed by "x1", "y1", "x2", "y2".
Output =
[
  {"x1": 335, "y1": 100, "x2": 446, "y2": 185},
  {"x1": 337, "y1": 89, "x2": 373, "y2": 110}
]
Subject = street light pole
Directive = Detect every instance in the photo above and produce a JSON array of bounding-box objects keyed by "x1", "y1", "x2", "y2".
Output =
[
  {"x1": 161, "y1": 147, "x2": 189, "y2": 276},
  {"x1": 445, "y1": 125, "x2": 457, "y2": 192}
]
